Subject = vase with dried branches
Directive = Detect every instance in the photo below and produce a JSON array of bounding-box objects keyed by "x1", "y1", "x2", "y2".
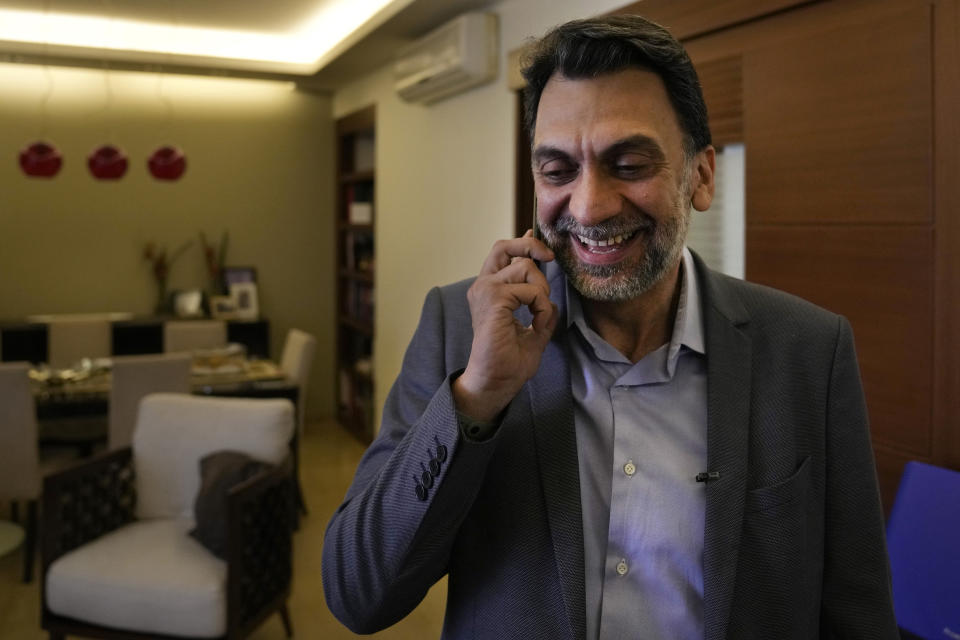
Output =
[
  {"x1": 144, "y1": 240, "x2": 193, "y2": 315},
  {"x1": 199, "y1": 230, "x2": 229, "y2": 296}
]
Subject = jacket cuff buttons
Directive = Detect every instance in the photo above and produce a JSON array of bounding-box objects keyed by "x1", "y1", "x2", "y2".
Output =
[{"x1": 414, "y1": 438, "x2": 448, "y2": 501}]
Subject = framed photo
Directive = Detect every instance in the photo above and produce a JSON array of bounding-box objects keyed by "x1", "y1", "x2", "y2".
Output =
[
  {"x1": 229, "y1": 282, "x2": 259, "y2": 320},
  {"x1": 209, "y1": 295, "x2": 238, "y2": 320},
  {"x1": 222, "y1": 266, "x2": 257, "y2": 293}
]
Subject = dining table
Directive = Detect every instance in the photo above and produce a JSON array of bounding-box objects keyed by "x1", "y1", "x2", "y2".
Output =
[{"x1": 30, "y1": 352, "x2": 297, "y2": 430}]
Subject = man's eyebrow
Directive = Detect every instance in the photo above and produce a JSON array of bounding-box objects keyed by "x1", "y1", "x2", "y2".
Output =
[
  {"x1": 601, "y1": 135, "x2": 667, "y2": 162},
  {"x1": 532, "y1": 135, "x2": 667, "y2": 165},
  {"x1": 531, "y1": 145, "x2": 570, "y2": 165}
]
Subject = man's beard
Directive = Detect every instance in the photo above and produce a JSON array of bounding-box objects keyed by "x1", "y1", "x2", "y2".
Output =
[{"x1": 540, "y1": 181, "x2": 691, "y2": 303}]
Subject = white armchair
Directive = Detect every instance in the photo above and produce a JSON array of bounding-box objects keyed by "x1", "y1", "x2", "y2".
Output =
[{"x1": 41, "y1": 393, "x2": 296, "y2": 640}]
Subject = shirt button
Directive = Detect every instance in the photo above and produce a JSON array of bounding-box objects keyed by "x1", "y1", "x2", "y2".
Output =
[
  {"x1": 616, "y1": 559, "x2": 629, "y2": 576},
  {"x1": 623, "y1": 460, "x2": 636, "y2": 476}
]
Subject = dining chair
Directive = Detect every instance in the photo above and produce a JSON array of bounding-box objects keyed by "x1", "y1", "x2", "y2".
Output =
[
  {"x1": 109, "y1": 353, "x2": 192, "y2": 450},
  {"x1": 41, "y1": 317, "x2": 112, "y2": 454},
  {"x1": 47, "y1": 318, "x2": 112, "y2": 369},
  {"x1": 279, "y1": 328, "x2": 316, "y2": 517},
  {"x1": 42, "y1": 393, "x2": 295, "y2": 640},
  {"x1": 886, "y1": 461, "x2": 960, "y2": 639},
  {"x1": 279, "y1": 328, "x2": 317, "y2": 437},
  {"x1": 163, "y1": 319, "x2": 227, "y2": 353},
  {"x1": 0, "y1": 362, "x2": 41, "y2": 583}
]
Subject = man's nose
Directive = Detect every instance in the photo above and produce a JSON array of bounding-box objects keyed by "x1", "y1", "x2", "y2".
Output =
[{"x1": 568, "y1": 168, "x2": 621, "y2": 227}]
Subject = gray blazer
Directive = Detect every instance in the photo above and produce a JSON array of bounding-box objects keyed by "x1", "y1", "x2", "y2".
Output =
[{"x1": 322, "y1": 252, "x2": 898, "y2": 639}]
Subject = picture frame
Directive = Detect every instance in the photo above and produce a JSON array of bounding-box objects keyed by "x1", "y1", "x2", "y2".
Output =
[
  {"x1": 221, "y1": 266, "x2": 257, "y2": 293},
  {"x1": 229, "y1": 282, "x2": 259, "y2": 320},
  {"x1": 209, "y1": 295, "x2": 238, "y2": 320}
]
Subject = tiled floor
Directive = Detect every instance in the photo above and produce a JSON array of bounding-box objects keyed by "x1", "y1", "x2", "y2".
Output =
[{"x1": 0, "y1": 420, "x2": 447, "y2": 639}]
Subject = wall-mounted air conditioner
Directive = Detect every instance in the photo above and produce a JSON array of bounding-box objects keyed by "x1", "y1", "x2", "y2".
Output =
[{"x1": 394, "y1": 12, "x2": 498, "y2": 105}]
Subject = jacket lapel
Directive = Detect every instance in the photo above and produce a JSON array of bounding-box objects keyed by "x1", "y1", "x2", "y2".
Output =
[
  {"x1": 694, "y1": 254, "x2": 752, "y2": 640},
  {"x1": 527, "y1": 261, "x2": 586, "y2": 640}
]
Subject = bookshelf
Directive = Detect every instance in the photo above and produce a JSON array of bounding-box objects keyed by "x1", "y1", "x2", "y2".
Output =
[{"x1": 335, "y1": 105, "x2": 376, "y2": 443}]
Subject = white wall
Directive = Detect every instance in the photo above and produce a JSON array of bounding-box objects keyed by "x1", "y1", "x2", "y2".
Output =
[
  {"x1": 333, "y1": 0, "x2": 649, "y2": 430},
  {"x1": 686, "y1": 143, "x2": 745, "y2": 279}
]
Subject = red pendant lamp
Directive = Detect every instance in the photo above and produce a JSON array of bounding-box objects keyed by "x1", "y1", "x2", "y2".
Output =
[
  {"x1": 19, "y1": 141, "x2": 63, "y2": 177},
  {"x1": 88, "y1": 143, "x2": 128, "y2": 180},
  {"x1": 148, "y1": 145, "x2": 187, "y2": 180}
]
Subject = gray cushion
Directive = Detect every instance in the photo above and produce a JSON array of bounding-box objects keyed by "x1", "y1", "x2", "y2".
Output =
[{"x1": 190, "y1": 450, "x2": 272, "y2": 559}]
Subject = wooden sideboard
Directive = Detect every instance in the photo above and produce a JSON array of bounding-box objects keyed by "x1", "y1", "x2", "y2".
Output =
[{"x1": 0, "y1": 318, "x2": 271, "y2": 363}]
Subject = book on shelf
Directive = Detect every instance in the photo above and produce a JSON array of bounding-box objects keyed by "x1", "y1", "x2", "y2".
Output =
[
  {"x1": 344, "y1": 230, "x2": 355, "y2": 271},
  {"x1": 354, "y1": 133, "x2": 375, "y2": 173},
  {"x1": 353, "y1": 234, "x2": 374, "y2": 272},
  {"x1": 355, "y1": 181, "x2": 373, "y2": 199},
  {"x1": 342, "y1": 231, "x2": 373, "y2": 273},
  {"x1": 349, "y1": 202, "x2": 373, "y2": 225},
  {"x1": 345, "y1": 182, "x2": 374, "y2": 225},
  {"x1": 354, "y1": 358, "x2": 372, "y2": 377},
  {"x1": 340, "y1": 281, "x2": 374, "y2": 327},
  {"x1": 344, "y1": 281, "x2": 355, "y2": 317},
  {"x1": 355, "y1": 284, "x2": 374, "y2": 326}
]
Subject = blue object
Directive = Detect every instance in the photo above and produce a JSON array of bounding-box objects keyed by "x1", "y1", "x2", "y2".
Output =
[{"x1": 886, "y1": 461, "x2": 960, "y2": 639}]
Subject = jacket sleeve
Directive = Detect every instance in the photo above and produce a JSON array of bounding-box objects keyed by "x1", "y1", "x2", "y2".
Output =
[
  {"x1": 819, "y1": 316, "x2": 899, "y2": 638},
  {"x1": 322, "y1": 285, "x2": 502, "y2": 634}
]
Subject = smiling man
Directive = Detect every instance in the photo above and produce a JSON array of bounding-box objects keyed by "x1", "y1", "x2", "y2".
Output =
[{"x1": 323, "y1": 15, "x2": 898, "y2": 640}]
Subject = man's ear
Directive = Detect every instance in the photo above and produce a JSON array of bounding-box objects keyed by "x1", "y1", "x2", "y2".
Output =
[{"x1": 690, "y1": 145, "x2": 716, "y2": 212}]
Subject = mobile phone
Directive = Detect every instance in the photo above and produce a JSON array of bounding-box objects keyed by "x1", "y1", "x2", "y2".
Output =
[
  {"x1": 531, "y1": 195, "x2": 541, "y2": 241},
  {"x1": 531, "y1": 195, "x2": 543, "y2": 269}
]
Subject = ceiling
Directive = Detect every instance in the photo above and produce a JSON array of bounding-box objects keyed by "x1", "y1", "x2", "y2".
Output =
[
  {"x1": 307, "y1": 0, "x2": 500, "y2": 89},
  {"x1": 0, "y1": 0, "x2": 500, "y2": 90},
  {"x1": 0, "y1": 0, "x2": 324, "y2": 33}
]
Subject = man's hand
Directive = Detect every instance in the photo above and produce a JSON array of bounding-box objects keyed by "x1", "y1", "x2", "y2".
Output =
[{"x1": 453, "y1": 231, "x2": 558, "y2": 422}]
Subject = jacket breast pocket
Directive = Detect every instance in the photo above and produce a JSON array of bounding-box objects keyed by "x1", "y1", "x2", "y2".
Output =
[
  {"x1": 731, "y1": 455, "x2": 820, "y2": 637},
  {"x1": 745, "y1": 455, "x2": 811, "y2": 514}
]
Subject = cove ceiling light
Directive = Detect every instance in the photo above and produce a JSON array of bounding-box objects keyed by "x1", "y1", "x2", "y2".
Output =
[{"x1": 0, "y1": 0, "x2": 415, "y2": 74}]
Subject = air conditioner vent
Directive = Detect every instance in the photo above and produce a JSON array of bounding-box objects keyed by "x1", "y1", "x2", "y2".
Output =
[{"x1": 394, "y1": 12, "x2": 498, "y2": 105}]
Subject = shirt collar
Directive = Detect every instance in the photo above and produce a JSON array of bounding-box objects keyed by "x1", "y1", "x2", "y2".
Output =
[
  {"x1": 565, "y1": 246, "x2": 706, "y2": 361},
  {"x1": 675, "y1": 246, "x2": 706, "y2": 356}
]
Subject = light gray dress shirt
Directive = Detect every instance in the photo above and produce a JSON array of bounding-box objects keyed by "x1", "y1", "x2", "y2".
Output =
[{"x1": 567, "y1": 247, "x2": 708, "y2": 640}]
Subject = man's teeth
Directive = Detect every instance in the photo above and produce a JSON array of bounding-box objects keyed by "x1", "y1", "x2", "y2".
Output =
[{"x1": 576, "y1": 231, "x2": 635, "y2": 247}]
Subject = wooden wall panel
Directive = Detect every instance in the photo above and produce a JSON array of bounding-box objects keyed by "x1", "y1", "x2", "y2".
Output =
[
  {"x1": 696, "y1": 56, "x2": 743, "y2": 146},
  {"x1": 933, "y1": 0, "x2": 960, "y2": 470},
  {"x1": 747, "y1": 226, "x2": 934, "y2": 457},
  {"x1": 744, "y1": 5, "x2": 932, "y2": 225},
  {"x1": 612, "y1": 0, "x2": 819, "y2": 40}
]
